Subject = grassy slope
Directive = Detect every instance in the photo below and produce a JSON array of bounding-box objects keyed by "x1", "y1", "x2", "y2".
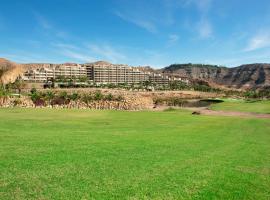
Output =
[
  {"x1": 0, "y1": 108, "x2": 270, "y2": 200},
  {"x1": 210, "y1": 100, "x2": 270, "y2": 114}
]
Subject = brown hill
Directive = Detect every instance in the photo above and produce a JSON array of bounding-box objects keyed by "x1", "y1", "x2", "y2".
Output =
[
  {"x1": 162, "y1": 63, "x2": 270, "y2": 89},
  {"x1": 0, "y1": 58, "x2": 24, "y2": 84}
]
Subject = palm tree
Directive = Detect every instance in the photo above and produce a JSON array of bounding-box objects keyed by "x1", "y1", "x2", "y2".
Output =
[
  {"x1": 13, "y1": 79, "x2": 26, "y2": 97},
  {"x1": 0, "y1": 84, "x2": 10, "y2": 105},
  {"x1": 105, "y1": 93, "x2": 113, "y2": 101},
  {"x1": 69, "y1": 92, "x2": 80, "y2": 101},
  {"x1": 59, "y1": 91, "x2": 69, "y2": 104},
  {"x1": 94, "y1": 91, "x2": 103, "y2": 101},
  {"x1": 45, "y1": 91, "x2": 55, "y2": 106}
]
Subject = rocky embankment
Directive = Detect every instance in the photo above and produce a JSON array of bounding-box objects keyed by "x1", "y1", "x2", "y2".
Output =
[
  {"x1": 0, "y1": 95, "x2": 153, "y2": 110},
  {"x1": 0, "y1": 89, "x2": 222, "y2": 110}
]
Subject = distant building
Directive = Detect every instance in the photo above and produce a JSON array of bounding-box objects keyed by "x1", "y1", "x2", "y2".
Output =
[
  {"x1": 23, "y1": 64, "x2": 87, "y2": 82},
  {"x1": 84, "y1": 62, "x2": 172, "y2": 85},
  {"x1": 149, "y1": 73, "x2": 170, "y2": 85},
  {"x1": 84, "y1": 63, "x2": 150, "y2": 84},
  {"x1": 23, "y1": 61, "x2": 174, "y2": 85}
]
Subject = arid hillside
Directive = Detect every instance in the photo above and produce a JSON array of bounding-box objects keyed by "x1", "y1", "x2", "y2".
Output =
[
  {"x1": 0, "y1": 58, "x2": 24, "y2": 84},
  {"x1": 161, "y1": 63, "x2": 270, "y2": 89}
]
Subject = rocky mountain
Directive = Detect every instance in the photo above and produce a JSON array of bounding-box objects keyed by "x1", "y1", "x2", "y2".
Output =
[{"x1": 161, "y1": 63, "x2": 270, "y2": 89}]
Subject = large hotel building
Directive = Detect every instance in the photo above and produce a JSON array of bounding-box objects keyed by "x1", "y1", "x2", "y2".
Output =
[
  {"x1": 23, "y1": 64, "x2": 87, "y2": 82},
  {"x1": 23, "y1": 62, "x2": 173, "y2": 85}
]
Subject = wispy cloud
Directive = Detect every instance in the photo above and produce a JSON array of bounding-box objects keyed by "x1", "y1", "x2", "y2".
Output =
[
  {"x1": 113, "y1": 0, "x2": 180, "y2": 33},
  {"x1": 115, "y1": 11, "x2": 157, "y2": 33},
  {"x1": 244, "y1": 31, "x2": 270, "y2": 51},
  {"x1": 183, "y1": 0, "x2": 214, "y2": 39},
  {"x1": 197, "y1": 18, "x2": 213, "y2": 39},
  {"x1": 207, "y1": 50, "x2": 270, "y2": 67},
  {"x1": 167, "y1": 34, "x2": 179, "y2": 46},
  {"x1": 52, "y1": 42, "x2": 95, "y2": 62},
  {"x1": 51, "y1": 42, "x2": 79, "y2": 50},
  {"x1": 183, "y1": 0, "x2": 212, "y2": 13},
  {"x1": 87, "y1": 43, "x2": 126, "y2": 63},
  {"x1": 34, "y1": 12, "x2": 52, "y2": 30},
  {"x1": 60, "y1": 49, "x2": 95, "y2": 62},
  {"x1": 34, "y1": 12, "x2": 69, "y2": 39},
  {"x1": 52, "y1": 41, "x2": 126, "y2": 63},
  {"x1": 195, "y1": 0, "x2": 212, "y2": 13},
  {"x1": 0, "y1": 52, "x2": 55, "y2": 63}
]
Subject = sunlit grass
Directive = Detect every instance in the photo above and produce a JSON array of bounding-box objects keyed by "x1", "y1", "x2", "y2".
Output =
[
  {"x1": 210, "y1": 100, "x2": 270, "y2": 113},
  {"x1": 0, "y1": 108, "x2": 270, "y2": 199}
]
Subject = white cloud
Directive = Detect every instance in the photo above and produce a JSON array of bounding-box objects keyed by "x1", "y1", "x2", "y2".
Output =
[
  {"x1": 115, "y1": 11, "x2": 157, "y2": 33},
  {"x1": 245, "y1": 31, "x2": 270, "y2": 51},
  {"x1": 197, "y1": 18, "x2": 213, "y2": 39},
  {"x1": 87, "y1": 44, "x2": 126, "y2": 63}
]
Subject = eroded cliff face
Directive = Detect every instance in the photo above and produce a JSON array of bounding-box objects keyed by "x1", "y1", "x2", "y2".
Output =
[
  {"x1": 162, "y1": 64, "x2": 270, "y2": 89},
  {"x1": 220, "y1": 64, "x2": 270, "y2": 89}
]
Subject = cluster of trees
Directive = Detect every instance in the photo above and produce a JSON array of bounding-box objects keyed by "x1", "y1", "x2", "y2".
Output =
[
  {"x1": 42, "y1": 75, "x2": 226, "y2": 93},
  {"x1": 44, "y1": 76, "x2": 89, "y2": 88},
  {"x1": 54, "y1": 76, "x2": 88, "y2": 83},
  {"x1": 93, "y1": 80, "x2": 224, "y2": 92},
  {"x1": 167, "y1": 80, "x2": 223, "y2": 93},
  {"x1": 0, "y1": 79, "x2": 26, "y2": 97},
  {"x1": 29, "y1": 89, "x2": 125, "y2": 106},
  {"x1": 243, "y1": 89, "x2": 270, "y2": 99},
  {"x1": 0, "y1": 84, "x2": 9, "y2": 98}
]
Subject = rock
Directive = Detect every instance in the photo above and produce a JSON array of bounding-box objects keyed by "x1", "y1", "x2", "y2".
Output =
[{"x1": 192, "y1": 111, "x2": 201, "y2": 115}]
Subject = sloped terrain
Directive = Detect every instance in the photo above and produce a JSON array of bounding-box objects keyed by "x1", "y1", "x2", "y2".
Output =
[
  {"x1": 162, "y1": 63, "x2": 270, "y2": 89},
  {"x1": 0, "y1": 58, "x2": 24, "y2": 84}
]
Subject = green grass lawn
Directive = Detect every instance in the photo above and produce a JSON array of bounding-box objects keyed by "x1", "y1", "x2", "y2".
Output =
[
  {"x1": 210, "y1": 100, "x2": 270, "y2": 114},
  {"x1": 0, "y1": 108, "x2": 270, "y2": 199}
]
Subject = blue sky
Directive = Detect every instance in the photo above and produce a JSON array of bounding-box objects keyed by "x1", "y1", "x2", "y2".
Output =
[{"x1": 1, "y1": 0, "x2": 270, "y2": 68}]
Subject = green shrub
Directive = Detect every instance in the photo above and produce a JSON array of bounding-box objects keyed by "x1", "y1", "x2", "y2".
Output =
[
  {"x1": 94, "y1": 91, "x2": 103, "y2": 101},
  {"x1": 105, "y1": 93, "x2": 114, "y2": 101}
]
